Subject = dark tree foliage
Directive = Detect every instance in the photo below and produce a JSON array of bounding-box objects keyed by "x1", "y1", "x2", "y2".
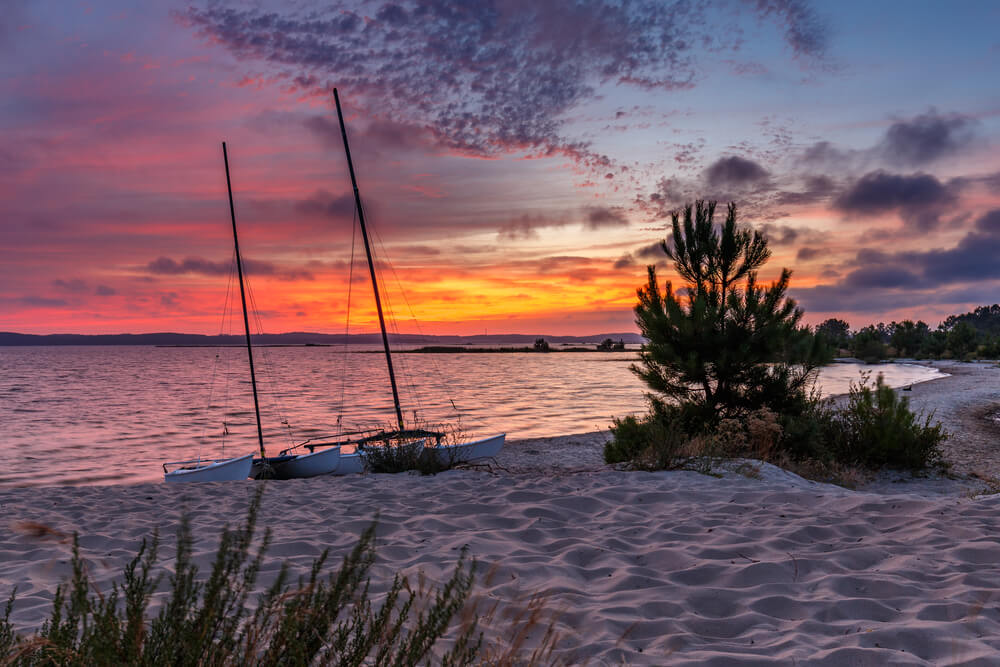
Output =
[
  {"x1": 816, "y1": 318, "x2": 851, "y2": 351},
  {"x1": 947, "y1": 321, "x2": 979, "y2": 359},
  {"x1": 849, "y1": 325, "x2": 886, "y2": 363},
  {"x1": 888, "y1": 320, "x2": 929, "y2": 358},
  {"x1": 920, "y1": 329, "x2": 948, "y2": 358},
  {"x1": 632, "y1": 201, "x2": 828, "y2": 423},
  {"x1": 942, "y1": 304, "x2": 1000, "y2": 336}
]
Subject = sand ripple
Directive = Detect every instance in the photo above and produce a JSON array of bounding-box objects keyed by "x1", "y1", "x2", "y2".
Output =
[{"x1": 4, "y1": 469, "x2": 1000, "y2": 664}]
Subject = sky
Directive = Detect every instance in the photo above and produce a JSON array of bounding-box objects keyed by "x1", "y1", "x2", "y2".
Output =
[{"x1": 2, "y1": 0, "x2": 999, "y2": 336}]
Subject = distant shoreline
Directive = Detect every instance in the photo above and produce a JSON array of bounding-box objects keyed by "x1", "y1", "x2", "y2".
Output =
[
  {"x1": 0, "y1": 331, "x2": 645, "y2": 347},
  {"x1": 148, "y1": 344, "x2": 633, "y2": 353}
]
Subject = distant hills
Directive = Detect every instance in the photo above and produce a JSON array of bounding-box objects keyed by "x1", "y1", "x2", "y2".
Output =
[{"x1": 0, "y1": 332, "x2": 645, "y2": 347}]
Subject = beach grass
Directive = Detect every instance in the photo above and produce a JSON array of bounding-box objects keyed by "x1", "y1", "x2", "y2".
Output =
[{"x1": 0, "y1": 487, "x2": 481, "y2": 666}]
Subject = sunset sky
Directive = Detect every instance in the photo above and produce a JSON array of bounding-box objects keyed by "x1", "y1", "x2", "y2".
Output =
[{"x1": 3, "y1": 0, "x2": 999, "y2": 336}]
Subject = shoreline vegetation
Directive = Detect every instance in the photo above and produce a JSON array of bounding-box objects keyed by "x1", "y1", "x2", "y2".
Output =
[{"x1": 604, "y1": 202, "x2": 963, "y2": 487}]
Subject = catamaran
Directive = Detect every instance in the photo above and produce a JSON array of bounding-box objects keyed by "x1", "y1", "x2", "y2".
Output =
[
  {"x1": 260, "y1": 89, "x2": 505, "y2": 476},
  {"x1": 167, "y1": 93, "x2": 505, "y2": 481}
]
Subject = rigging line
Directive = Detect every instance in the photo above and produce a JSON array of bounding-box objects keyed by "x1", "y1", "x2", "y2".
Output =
[
  {"x1": 202, "y1": 250, "x2": 236, "y2": 447},
  {"x1": 361, "y1": 206, "x2": 423, "y2": 420},
  {"x1": 337, "y1": 204, "x2": 359, "y2": 436},
  {"x1": 365, "y1": 208, "x2": 452, "y2": 423},
  {"x1": 221, "y1": 249, "x2": 236, "y2": 451},
  {"x1": 244, "y1": 274, "x2": 296, "y2": 449},
  {"x1": 364, "y1": 208, "x2": 458, "y2": 421}
]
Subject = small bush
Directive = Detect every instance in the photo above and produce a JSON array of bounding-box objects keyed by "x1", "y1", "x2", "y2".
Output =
[
  {"x1": 836, "y1": 373, "x2": 946, "y2": 469},
  {"x1": 609, "y1": 372, "x2": 945, "y2": 476},
  {"x1": 605, "y1": 403, "x2": 703, "y2": 469},
  {"x1": 778, "y1": 393, "x2": 844, "y2": 463},
  {"x1": 363, "y1": 440, "x2": 433, "y2": 474},
  {"x1": 714, "y1": 408, "x2": 783, "y2": 460},
  {"x1": 0, "y1": 488, "x2": 480, "y2": 665}
]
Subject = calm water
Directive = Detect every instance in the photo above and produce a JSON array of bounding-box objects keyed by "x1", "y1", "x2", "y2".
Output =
[{"x1": 0, "y1": 346, "x2": 944, "y2": 487}]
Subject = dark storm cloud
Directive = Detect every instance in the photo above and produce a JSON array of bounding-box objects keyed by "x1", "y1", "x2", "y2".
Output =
[
  {"x1": 635, "y1": 241, "x2": 668, "y2": 260},
  {"x1": 397, "y1": 245, "x2": 442, "y2": 256},
  {"x1": 303, "y1": 114, "x2": 432, "y2": 153},
  {"x1": 750, "y1": 0, "x2": 829, "y2": 58},
  {"x1": 975, "y1": 209, "x2": 1000, "y2": 234},
  {"x1": 759, "y1": 223, "x2": 799, "y2": 245},
  {"x1": 584, "y1": 206, "x2": 629, "y2": 229},
  {"x1": 797, "y1": 141, "x2": 853, "y2": 169},
  {"x1": 880, "y1": 111, "x2": 978, "y2": 166},
  {"x1": 145, "y1": 257, "x2": 314, "y2": 281},
  {"x1": 183, "y1": 1, "x2": 829, "y2": 168},
  {"x1": 775, "y1": 175, "x2": 835, "y2": 205},
  {"x1": 842, "y1": 266, "x2": 925, "y2": 289},
  {"x1": 497, "y1": 213, "x2": 567, "y2": 241},
  {"x1": 833, "y1": 171, "x2": 958, "y2": 230},
  {"x1": 53, "y1": 278, "x2": 88, "y2": 293},
  {"x1": 796, "y1": 246, "x2": 820, "y2": 261},
  {"x1": 613, "y1": 253, "x2": 636, "y2": 269},
  {"x1": 20, "y1": 296, "x2": 68, "y2": 307},
  {"x1": 294, "y1": 190, "x2": 355, "y2": 219},
  {"x1": 834, "y1": 172, "x2": 954, "y2": 214},
  {"x1": 796, "y1": 208, "x2": 1000, "y2": 311},
  {"x1": 795, "y1": 111, "x2": 979, "y2": 178},
  {"x1": 704, "y1": 156, "x2": 769, "y2": 188}
]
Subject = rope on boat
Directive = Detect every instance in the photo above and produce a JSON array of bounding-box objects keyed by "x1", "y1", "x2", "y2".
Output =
[
  {"x1": 336, "y1": 204, "x2": 359, "y2": 437},
  {"x1": 368, "y1": 210, "x2": 476, "y2": 432}
]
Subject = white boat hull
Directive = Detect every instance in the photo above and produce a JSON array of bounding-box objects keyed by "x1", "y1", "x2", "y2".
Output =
[
  {"x1": 431, "y1": 433, "x2": 505, "y2": 465},
  {"x1": 267, "y1": 446, "x2": 342, "y2": 479},
  {"x1": 163, "y1": 453, "x2": 254, "y2": 483},
  {"x1": 333, "y1": 451, "x2": 365, "y2": 475}
]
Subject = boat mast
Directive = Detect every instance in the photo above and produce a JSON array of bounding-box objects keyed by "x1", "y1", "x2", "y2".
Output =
[
  {"x1": 222, "y1": 142, "x2": 266, "y2": 457},
  {"x1": 333, "y1": 88, "x2": 405, "y2": 432}
]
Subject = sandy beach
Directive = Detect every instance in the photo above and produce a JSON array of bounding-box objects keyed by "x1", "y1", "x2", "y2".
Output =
[{"x1": 3, "y1": 360, "x2": 1000, "y2": 664}]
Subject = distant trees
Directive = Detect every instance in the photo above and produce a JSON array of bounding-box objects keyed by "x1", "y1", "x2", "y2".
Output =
[
  {"x1": 631, "y1": 201, "x2": 827, "y2": 422},
  {"x1": 597, "y1": 338, "x2": 625, "y2": 351},
  {"x1": 850, "y1": 325, "x2": 886, "y2": 364},
  {"x1": 888, "y1": 320, "x2": 929, "y2": 358},
  {"x1": 814, "y1": 306, "x2": 1000, "y2": 362},
  {"x1": 533, "y1": 338, "x2": 550, "y2": 352},
  {"x1": 947, "y1": 321, "x2": 978, "y2": 359},
  {"x1": 816, "y1": 318, "x2": 850, "y2": 351}
]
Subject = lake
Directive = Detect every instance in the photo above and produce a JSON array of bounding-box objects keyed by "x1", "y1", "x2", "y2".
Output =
[{"x1": 0, "y1": 346, "x2": 944, "y2": 486}]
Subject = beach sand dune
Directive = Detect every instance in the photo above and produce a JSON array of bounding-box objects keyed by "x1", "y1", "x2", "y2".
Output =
[{"x1": 4, "y1": 467, "x2": 1000, "y2": 665}]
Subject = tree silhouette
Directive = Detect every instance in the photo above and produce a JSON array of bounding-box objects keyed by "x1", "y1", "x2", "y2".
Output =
[{"x1": 632, "y1": 201, "x2": 827, "y2": 422}]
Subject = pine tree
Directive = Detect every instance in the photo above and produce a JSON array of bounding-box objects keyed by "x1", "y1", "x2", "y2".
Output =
[{"x1": 632, "y1": 201, "x2": 827, "y2": 423}]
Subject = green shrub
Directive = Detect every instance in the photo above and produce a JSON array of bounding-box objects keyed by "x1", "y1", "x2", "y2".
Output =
[
  {"x1": 605, "y1": 403, "x2": 699, "y2": 468},
  {"x1": 836, "y1": 373, "x2": 946, "y2": 469},
  {"x1": 0, "y1": 488, "x2": 480, "y2": 665}
]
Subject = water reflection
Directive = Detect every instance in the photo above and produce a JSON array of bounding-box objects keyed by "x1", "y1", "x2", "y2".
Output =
[{"x1": 0, "y1": 346, "x2": 944, "y2": 486}]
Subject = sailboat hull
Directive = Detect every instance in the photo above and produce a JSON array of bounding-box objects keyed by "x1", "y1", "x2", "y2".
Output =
[
  {"x1": 431, "y1": 433, "x2": 505, "y2": 465},
  {"x1": 265, "y1": 446, "x2": 342, "y2": 479},
  {"x1": 333, "y1": 451, "x2": 365, "y2": 475},
  {"x1": 163, "y1": 453, "x2": 254, "y2": 483}
]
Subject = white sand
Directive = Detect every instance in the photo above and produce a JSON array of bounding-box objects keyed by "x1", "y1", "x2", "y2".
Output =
[
  {"x1": 3, "y1": 468, "x2": 1000, "y2": 664},
  {"x1": 2, "y1": 360, "x2": 1000, "y2": 664}
]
